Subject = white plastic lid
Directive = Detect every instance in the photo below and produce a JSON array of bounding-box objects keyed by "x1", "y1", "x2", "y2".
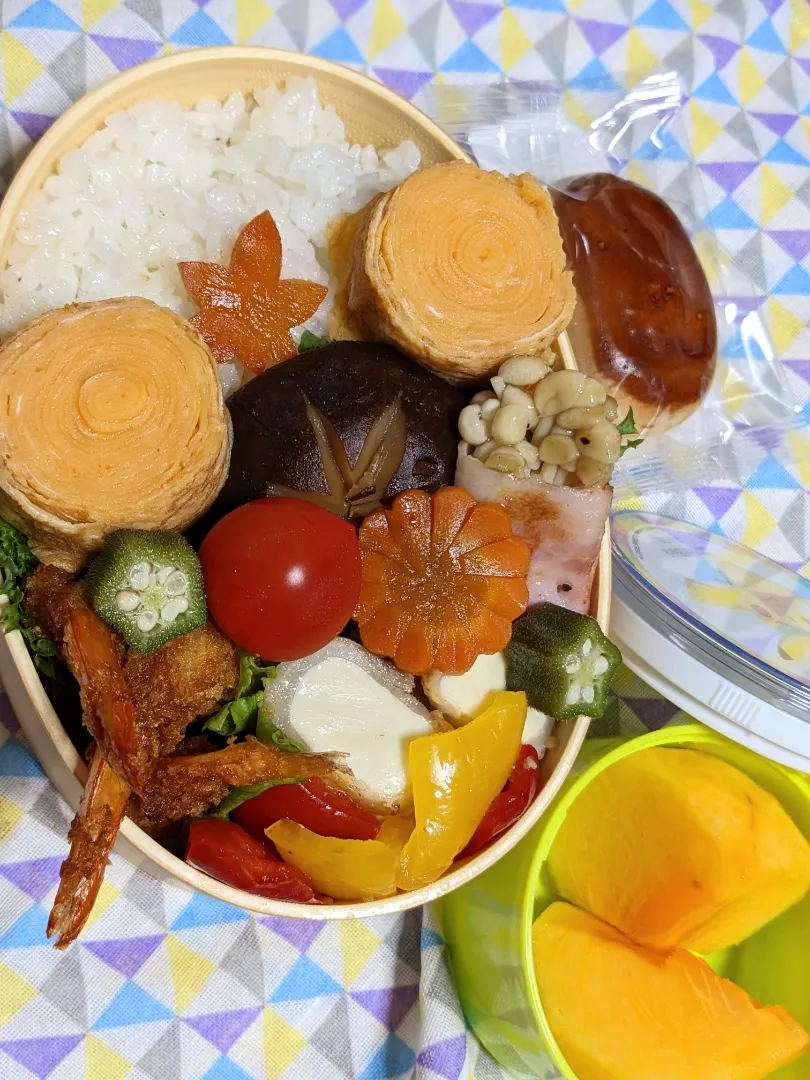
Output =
[{"x1": 610, "y1": 511, "x2": 810, "y2": 773}]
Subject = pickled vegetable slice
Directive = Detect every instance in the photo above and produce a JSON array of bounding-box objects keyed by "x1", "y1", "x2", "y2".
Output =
[
  {"x1": 179, "y1": 211, "x2": 328, "y2": 374},
  {"x1": 354, "y1": 487, "x2": 530, "y2": 675}
]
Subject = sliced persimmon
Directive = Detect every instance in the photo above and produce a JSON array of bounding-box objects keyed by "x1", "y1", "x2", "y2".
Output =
[{"x1": 355, "y1": 487, "x2": 530, "y2": 675}]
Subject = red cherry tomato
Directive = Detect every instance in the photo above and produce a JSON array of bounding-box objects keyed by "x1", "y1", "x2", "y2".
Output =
[
  {"x1": 185, "y1": 818, "x2": 319, "y2": 903},
  {"x1": 200, "y1": 498, "x2": 361, "y2": 662},
  {"x1": 460, "y1": 745, "x2": 541, "y2": 858},
  {"x1": 233, "y1": 778, "x2": 381, "y2": 844}
]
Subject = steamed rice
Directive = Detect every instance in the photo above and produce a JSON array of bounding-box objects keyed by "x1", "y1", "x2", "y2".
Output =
[{"x1": 0, "y1": 77, "x2": 420, "y2": 394}]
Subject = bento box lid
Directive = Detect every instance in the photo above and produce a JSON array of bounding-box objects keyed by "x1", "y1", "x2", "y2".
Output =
[{"x1": 610, "y1": 511, "x2": 810, "y2": 773}]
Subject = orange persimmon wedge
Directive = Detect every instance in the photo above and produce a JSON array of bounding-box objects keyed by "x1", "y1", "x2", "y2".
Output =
[
  {"x1": 354, "y1": 487, "x2": 530, "y2": 675},
  {"x1": 532, "y1": 902, "x2": 810, "y2": 1080}
]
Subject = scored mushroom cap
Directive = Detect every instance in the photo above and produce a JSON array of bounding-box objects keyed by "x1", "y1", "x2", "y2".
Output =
[
  {"x1": 210, "y1": 340, "x2": 466, "y2": 523},
  {"x1": 552, "y1": 173, "x2": 717, "y2": 436}
]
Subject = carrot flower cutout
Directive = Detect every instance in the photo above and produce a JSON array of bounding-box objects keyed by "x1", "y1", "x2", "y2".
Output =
[
  {"x1": 354, "y1": 487, "x2": 530, "y2": 675},
  {"x1": 179, "y1": 211, "x2": 328, "y2": 374}
]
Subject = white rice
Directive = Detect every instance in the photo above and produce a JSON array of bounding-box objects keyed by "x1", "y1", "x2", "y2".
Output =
[{"x1": 0, "y1": 76, "x2": 421, "y2": 395}]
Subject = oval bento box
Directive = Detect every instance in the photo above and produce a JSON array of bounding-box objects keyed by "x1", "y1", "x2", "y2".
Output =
[{"x1": 0, "y1": 47, "x2": 611, "y2": 919}]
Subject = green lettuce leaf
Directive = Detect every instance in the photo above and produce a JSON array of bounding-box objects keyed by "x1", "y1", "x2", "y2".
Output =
[
  {"x1": 298, "y1": 330, "x2": 325, "y2": 353},
  {"x1": 203, "y1": 652, "x2": 277, "y2": 737},
  {"x1": 235, "y1": 652, "x2": 275, "y2": 698},
  {"x1": 210, "y1": 777, "x2": 304, "y2": 818},
  {"x1": 0, "y1": 518, "x2": 59, "y2": 679},
  {"x1": 202, "y1": 651, "x2": 304, "y2": 750},
  {"x1": 203, "y1": 689, "x2": 263, "y2": 737},
  {"x1": 0, "y1": 518, "x2": 38, "y2": 632},
  {"x1": 20, "y1": 630, "x2": 59, "y2": 680},
  {"x1": 256, "y1": 700, "x2": 304, "y2": 752}
]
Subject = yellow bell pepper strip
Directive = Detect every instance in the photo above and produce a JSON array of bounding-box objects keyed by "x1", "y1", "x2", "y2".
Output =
[
  {"x1": 266, "y1": 814, "x2": 414, "y2": 902},
  {"x1": 396, "y1": 690, "x2": 527, "y2": 892}
]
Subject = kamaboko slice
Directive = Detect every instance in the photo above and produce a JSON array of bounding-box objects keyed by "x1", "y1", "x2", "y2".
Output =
[
  {"x1": 0, "y1": 298, "x2": 232, "y2": 571},
  {"x1": 265, "y1": 638, "x2": 438, "y2": 813},
  {"x1": 332, "y1": 162, "x2": 575, "y2": 384}
]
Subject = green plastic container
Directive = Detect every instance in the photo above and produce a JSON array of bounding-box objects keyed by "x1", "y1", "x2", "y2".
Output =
[{"x1": 439, "y1": 724, "x2": 810, "y2": 1080}]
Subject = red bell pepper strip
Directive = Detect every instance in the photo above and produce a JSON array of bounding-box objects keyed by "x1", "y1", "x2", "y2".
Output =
[
  {"x1": 185, "y1": 818, "x2": 320, "y2": 903},
  {"x1": 232, "y1": 777, "x2": 381, "y2": 843},
  {"x1": 460, "y1": 744, "x2": 541, "y2": 858}
]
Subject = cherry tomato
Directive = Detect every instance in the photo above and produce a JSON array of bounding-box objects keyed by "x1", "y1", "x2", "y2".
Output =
[
  {"x1": 460, "y1": 745, "x2": 541, "y2": 858},
  {"x1": 185, "y1": 818, "x2": 319, "y2": 902},
  {"x1": 200, "y1": 498, "x2": 361, "y2": 662},
  {"x1": 233, "y1": 778, "x2": 381, "y2": 844}
]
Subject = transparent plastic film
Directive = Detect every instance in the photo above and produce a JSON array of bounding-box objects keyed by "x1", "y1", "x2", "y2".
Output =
[{"x1": 418, "y1": 73, "x2": 800, "y2": 505}]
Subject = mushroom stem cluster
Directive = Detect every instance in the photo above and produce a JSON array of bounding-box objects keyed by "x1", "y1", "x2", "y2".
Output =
[{"x1": 457, "y1": 354, "x2": 621, "y2": 487}]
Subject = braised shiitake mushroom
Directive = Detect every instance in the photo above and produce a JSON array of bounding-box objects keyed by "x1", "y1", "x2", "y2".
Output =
[{"x1": 211, "y1": 341, "x2": 466, "y2": 522}]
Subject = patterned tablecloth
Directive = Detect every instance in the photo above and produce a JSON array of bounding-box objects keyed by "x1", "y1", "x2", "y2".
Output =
[{"x1": 1, "y1": 2, "x2": 809, "y2": 1078}]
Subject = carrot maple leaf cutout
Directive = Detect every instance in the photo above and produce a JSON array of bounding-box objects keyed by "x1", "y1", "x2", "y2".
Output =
[{"x1": 178, "y1": 211, "x2": 328, "y2": 374}]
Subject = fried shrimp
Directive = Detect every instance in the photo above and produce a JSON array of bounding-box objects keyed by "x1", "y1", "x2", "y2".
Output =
[
  {"x1": 138, "y1": 736, "x2": 347, "y2": 823},
  {"x1": 24, "y1": 568, "x2": 238, "y2": 947},
  {"x1": 23, "y1": 568, "x2": 144, "y2": 948},
  {"x1": 46, "y1": 751, "x2": 130, "y2": 949},
  {"x1": 123, "y1": 622, "x2": 239, "y2": 757},
  {"x1": 24, "y1": 564, "x2": 149, "y2": 791}
]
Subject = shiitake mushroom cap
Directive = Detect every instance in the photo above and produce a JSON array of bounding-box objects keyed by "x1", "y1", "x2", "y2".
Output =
[
  {"x1": 552, "y1": 173, "x2": 717, "y2": 436},
  {"x1": 211, "y1": 341, "x2": 466, "y2": 523}
]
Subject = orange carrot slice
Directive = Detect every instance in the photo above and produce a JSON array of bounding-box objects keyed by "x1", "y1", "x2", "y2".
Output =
[
  {"x1": 355, "y1": 487, "x2": 530, "y2": 675},
  {"x1": 179, "y1": 210, "x2": 327, "y2": 372}
]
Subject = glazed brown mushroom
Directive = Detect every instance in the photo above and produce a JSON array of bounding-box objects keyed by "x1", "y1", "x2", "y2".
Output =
[
  {"x1": 210, "y1": 341, "x2": 466, "y2": 522},
  {"x1": 552, "y1": 174, "x2": 717, "y2": 435}
]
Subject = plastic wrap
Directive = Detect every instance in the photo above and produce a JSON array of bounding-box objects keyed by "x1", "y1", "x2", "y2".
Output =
[{"x1": 418, "y1": 73, "x2": 800, "y2": 506}]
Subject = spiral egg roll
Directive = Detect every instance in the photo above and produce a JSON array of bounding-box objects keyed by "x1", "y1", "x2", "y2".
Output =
[
  {"x1": 0, "y1": 298, "x2": 232, "y2": 570},
  {"x1": 330, "y1": 162, "x2": 576, "y2": 384}
]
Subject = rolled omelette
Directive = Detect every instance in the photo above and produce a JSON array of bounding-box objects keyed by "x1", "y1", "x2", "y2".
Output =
[
  {"x1": 330, "y1": 162, "x2": 576, "y2": 384},
  {"x1": 0, "y1": 298, "x2": 232, "y2": 571}
]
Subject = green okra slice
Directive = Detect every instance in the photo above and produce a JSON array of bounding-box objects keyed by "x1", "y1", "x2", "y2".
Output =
[
  {"x1": 86, "y1": 530, "x2": 206, "y2": 653},
  {"x1": 505, "y1": 602, "x2": 621, "y2": 721}
]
